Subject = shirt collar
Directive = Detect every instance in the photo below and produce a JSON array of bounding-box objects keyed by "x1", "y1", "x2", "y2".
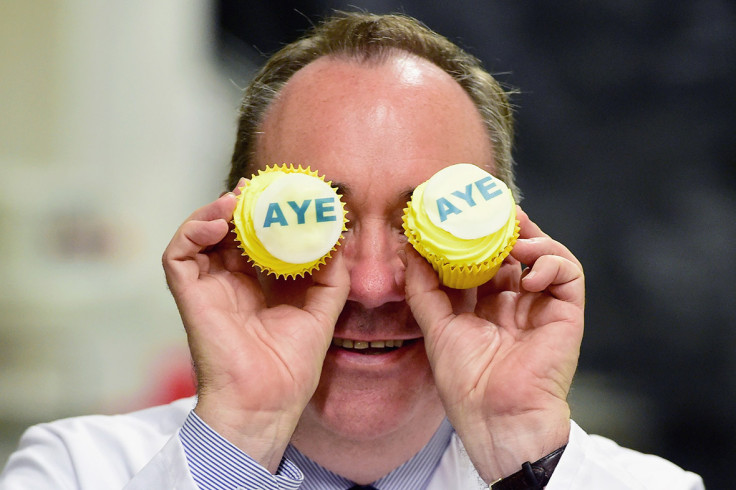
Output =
[{"x1": 285, "y1": 418, "x2": 454, "y2": 490}]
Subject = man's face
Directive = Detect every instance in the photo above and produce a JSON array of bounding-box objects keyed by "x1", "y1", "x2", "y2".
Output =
[{"x1": 254, "y1": 53, "x2": 494, "y2": 445}]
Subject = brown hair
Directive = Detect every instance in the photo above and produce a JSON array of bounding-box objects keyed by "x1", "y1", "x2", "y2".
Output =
[{"x1": 227, "y1": 11, "x2": 519, "y2": 198}]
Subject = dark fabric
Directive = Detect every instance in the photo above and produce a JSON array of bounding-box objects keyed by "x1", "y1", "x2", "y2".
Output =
[{"x1": 491, "y1": 445, "x2": 566, "y2": 490}]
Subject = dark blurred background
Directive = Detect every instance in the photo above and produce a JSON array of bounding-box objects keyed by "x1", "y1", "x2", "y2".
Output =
[{"x1": 215, "y1": 1, "x2": 735, "y2": 487}]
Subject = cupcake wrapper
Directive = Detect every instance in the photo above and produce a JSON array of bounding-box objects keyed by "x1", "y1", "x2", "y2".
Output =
[{"x1": 406, "y1": 221, "x2": 520, "y2": 289}]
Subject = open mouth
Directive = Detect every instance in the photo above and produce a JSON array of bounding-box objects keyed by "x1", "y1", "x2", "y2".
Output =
[{"x1": 331, "y1": 338, "x2": 418, "y2": 355}]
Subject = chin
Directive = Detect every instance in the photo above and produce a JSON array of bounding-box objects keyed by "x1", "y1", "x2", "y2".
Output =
[{"x1": 300, "y1": 357, "x2": 444, "y2": 443}]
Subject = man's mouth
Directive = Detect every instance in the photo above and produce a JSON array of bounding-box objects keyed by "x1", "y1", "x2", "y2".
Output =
[{"x1": 331, "y1": 337, "x2": 417, "y2": 355}]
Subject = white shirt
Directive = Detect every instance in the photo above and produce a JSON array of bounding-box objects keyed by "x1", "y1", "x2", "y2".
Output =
[{"x1": 0, "y1": 397, "x2": 704, "y2": 489}]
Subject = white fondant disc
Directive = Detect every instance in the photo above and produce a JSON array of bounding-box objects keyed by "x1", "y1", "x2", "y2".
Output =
[
  {"x1": 422, "y1": 163, "x2": 511, "y2": 240},
  {"x1": 253, "y1": 173, "x2": 343, "y2": 263}
]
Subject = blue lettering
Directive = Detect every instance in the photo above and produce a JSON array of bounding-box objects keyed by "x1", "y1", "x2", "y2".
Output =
[
  {"x1": 475, "y1": 176, "x2": 501, "y2": 201},
  {"x1": 451, "y1": 183, "x2": 476, "y2": 207},
  {"x1": 287, "y1": 199, "x2": 311, "y2": 224},
  {"x1": 315, "y1": 197, "x2": 337, "y2": 222},
  {"x1": 436, "y1": 197, "x2": 462, "y2": 222},
  {"x1": 263, "y1": 202, "x2": 288, "y2": 227}
]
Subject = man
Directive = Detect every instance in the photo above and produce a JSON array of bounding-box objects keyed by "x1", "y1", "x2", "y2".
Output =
[{"x1": 1, "y1": 12, "x2": 703, "y2": 489}]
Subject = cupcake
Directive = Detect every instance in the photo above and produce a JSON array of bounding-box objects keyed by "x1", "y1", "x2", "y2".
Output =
[
  {"x1": 232, "y1": 164, "x2": 347, "y2": 278},
  {"x1": 403, "y1": 163, "x2": 519, "y2": 289}
]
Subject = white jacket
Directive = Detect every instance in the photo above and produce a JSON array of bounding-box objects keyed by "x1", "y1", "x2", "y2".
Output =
[{"x1": 0, "y1": 397, "x2": 704, "y2": 489}]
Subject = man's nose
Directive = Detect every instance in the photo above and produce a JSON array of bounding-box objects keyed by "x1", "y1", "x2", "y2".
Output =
[{"x1": 342, "y1": 218, "x2": 406, "y2": 309}]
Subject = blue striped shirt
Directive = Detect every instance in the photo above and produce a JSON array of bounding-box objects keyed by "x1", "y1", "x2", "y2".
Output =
[{"x1": 179, "y1": 411, "x2": 453, "y2": 490}]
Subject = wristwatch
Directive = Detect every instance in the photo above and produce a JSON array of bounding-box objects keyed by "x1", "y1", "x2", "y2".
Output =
[{"x1": 490, "y1": 445, "x2": 566, "y2": 490}]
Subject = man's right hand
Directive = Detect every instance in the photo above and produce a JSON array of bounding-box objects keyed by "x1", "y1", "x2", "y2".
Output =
[{"x1": 162, "y1": 182, "x2": 350, "y2": 473}]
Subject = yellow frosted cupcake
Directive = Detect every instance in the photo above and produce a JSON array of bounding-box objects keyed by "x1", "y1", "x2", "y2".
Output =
[
  {"x1": 232, "y1": 164, "x2": 347, "y2": 278},
  {"x1": 403, "y1": 163, "x2": 519, "y2": 289}
]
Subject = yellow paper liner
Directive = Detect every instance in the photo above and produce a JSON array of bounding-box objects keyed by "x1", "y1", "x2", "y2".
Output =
[
  {"x1": 232, "y1": 164, "x2": 348, "y2": 279},
  {"x1": 405, "y1": 221, "x2": 520, "y2": 289}
]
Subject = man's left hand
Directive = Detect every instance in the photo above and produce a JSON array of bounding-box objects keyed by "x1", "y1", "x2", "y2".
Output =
[{"x1": 404, "y1": 206, "x2": 584, "y2": 484}]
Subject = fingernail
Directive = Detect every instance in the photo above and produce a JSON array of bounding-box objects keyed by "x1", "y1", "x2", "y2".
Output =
[
  {"x1": 229, "y1": 178, "x2": 247, "y2": 197},
  {"x1": 520, "y1": 237, "x2": 542, "y2": 243},
  {"x1": 521, "y1": 267, "x2": 534, "y2": 280}
]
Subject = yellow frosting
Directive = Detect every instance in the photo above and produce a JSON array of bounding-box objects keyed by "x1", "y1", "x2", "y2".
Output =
[
  {"x1": 404, "y1": 183, "x2": 517, "y2": 262},
  {"x1": 232, "y1": 164, "x2": 347, "y2": 278}
]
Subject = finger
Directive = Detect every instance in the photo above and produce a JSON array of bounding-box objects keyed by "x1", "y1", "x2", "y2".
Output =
[
  {"x1": 188, "y1": 190, "x2": 239, "y2": 222},
  {"x1": 163, "y1": 191, "x2": 239, "y2": 282},
  {"x1": 231, "y1": 177, "x2": 248, "y2": 196},
  {"x1": 398, "y1": 246, "x2": 474, "y2": 314},
  {"x1": 163, "y1": 218, "x2": 232, "y2": 285},
  {"x1": 521, "y1": 254, "x2": 584, "y2": 306},
  {"x1": 303, "y1": 251, "x2": 351, "y2": 332},
  {"x1": 164, "y1": 191, "x2": 239, "y2": 264},
  {"x1": 514, "y1": 207, "x2": 583, "y2": 270},
  {"x1": 511, "y1": 236, "x2": 582, "y2": 272},
  {"x1": 403, "y1": 245, "x2": 455, "y2": 334}
]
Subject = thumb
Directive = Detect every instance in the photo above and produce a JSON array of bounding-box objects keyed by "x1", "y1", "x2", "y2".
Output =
[
  {"x1": 303, "y1": 251, "x2": 351, "y2": 335},
  {"x1": 403, "y1": 245, "x2": 455, "y2": 337}
]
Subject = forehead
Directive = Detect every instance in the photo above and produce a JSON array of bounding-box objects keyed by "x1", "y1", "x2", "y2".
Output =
[{"x1": 255, "y1": 53, "x2": 493, "y2": 192}]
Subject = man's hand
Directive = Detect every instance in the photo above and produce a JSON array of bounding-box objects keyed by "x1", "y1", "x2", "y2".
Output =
[
  {"x1": 162, "y1": 183, "x2": 350, "y2": 473},
  {"x1": 404, "y1": 207, "x2": 584, "y2": 483}
]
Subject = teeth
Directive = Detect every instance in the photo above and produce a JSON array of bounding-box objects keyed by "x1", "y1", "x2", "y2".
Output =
[{"x1": 332, "y1": 338, "x2": 405, "y2": 349}]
